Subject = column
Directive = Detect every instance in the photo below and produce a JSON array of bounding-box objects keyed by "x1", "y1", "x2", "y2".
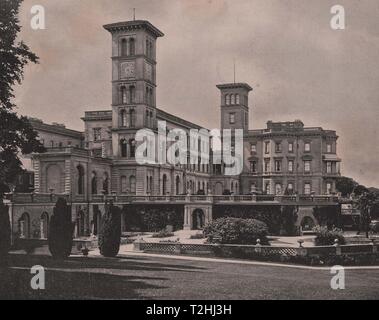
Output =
[{"x1": 183, "y1": 206, "x2": 191, "y2": 230}]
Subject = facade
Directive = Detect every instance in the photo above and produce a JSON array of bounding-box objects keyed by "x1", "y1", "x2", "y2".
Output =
[{"x1": 7, "y1": 19, "x2": 341, "y2": 240}]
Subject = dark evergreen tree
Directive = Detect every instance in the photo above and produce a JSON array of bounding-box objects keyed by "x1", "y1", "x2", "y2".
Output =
[
  {"x1": 99, "y1": 202, "x2": 121, "y2": 257},
  {"x1": 48, "y1": 198, "x2": 74, "y2": 259},
  {"x1": 0, "y1": 0, "x2": 44, "y2": 263}
]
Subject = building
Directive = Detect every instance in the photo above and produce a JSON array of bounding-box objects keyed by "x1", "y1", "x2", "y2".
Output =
[{"x1": 7, "y1": 19, "x2": 341, "y2": 240}]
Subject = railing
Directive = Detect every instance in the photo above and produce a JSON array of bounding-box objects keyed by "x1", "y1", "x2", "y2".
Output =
[
  {"x1": 134, "y1": 240, "x2": 379, "y2": 265},
  {"x1": 5, "y1": 193, "x2": 341, "y2": 205}
]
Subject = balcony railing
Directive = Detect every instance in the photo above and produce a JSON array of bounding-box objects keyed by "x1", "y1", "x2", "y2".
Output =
[{"x1": 5, "y1": 193, "x2": 340, "y2": 205}]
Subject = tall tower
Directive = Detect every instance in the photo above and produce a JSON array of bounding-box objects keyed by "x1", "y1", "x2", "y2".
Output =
[
  {"x1": 217, "y1": 83, "x2": 252, "y2": 133},
  {"x1": 103, "y1": 20, "x2": 164, "y2": 157}
]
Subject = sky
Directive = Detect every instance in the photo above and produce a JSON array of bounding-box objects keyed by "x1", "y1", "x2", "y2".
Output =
[{"x1": 14, "y1": 0, "x2": 379, "y2": 187}]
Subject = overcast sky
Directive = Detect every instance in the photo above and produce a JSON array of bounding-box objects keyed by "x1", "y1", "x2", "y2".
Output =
[{"x1": 15, "y1": 0, "x2": 379, "y2": 187}]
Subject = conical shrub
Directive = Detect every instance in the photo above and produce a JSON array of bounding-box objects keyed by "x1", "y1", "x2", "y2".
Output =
[
  {"x1": 98, "y1": 202, "x2": 121, "y2": 257},
  {"x1": 48, "y1": 198, "x2": 74, "y2": 259}
]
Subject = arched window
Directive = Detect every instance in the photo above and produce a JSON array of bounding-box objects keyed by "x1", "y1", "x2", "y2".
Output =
[
  {"x1": 121, "y1": 86, "x2": 127, "y2": 104},
  {"x1": 121, "y1": 38, "x2": 127, "y2": 56},
  {"x1": 91, "y1": 172, "x2": 97, "y2": 195},
  {"x1": 225, "y1": 94, "x2": 230, "y2": 105},
  {"x1": 146, "y1": 87, "x2": 150, "y2": 105},
  {"x1": 149, "y1": 111, "x2": 153, "y2": 127},
  {"x1": 129, "y1": 139, "x2": 136, "y2": 158},
  {"x1": 120, "y1": 176, "x2": 127, "y2": 193},
  {"x1": 149, "y1": 88, "x2": 153, "y2": 105},
  {"x1": 40, "y1": 212, "x2": 49, "y2": 239},
  {"x1": 19, "y1": 212, "x2": 30, "y2": 239},
  {"x1": 120, "y1": 109, "x2": 127, "y2": 127},
  {"x1": 120, "y1": 139, "x2": 127, "y2": 157},
  {"x1": 129, "y1": 86, "x2": 135, "y2": 104},
  {"x1": 176, "y1": 176, "x2": 180, "y2": 195},
  {"x1": 162, "y1": 174, "x2": 168, "y2": 195},
  {"x1": 145, "y1": 110, "x2": 149, "y2": 126},
  {"x1": 130, "y1": 109, "x2": 136, "y2": 128},
  {"x1": 236, "y1": 94, "x2": 240, "y2": 104},
  {"x1": 129, "y1": 38, "x2": 135, "y2": 56},
  {"x1": 231, "y1": 94, "x2": 236, "y2": 105},
  {"x1": 130, "y1": 175, "x2": 136, "y2": 194},
  {"x1": 103, "y1": 172, "x2": 109, "y2": 194},
  {"x1": 149, "y1": 176, "x2": 153, "y2": 194},
  {"x1": 77, "y1": 165, "x2": 85, "y2": 195}
]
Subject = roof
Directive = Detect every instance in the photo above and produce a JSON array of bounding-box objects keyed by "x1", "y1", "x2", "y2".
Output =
[
  {"x1": 29, "y1": 118, "x2": 84, "y2": 139},
  {"x1": 216, "y1": 83, "x2": 253, "y2": 91},
  {"x1": 103, "y1": 20, "x2": 164, "y2": 38}
]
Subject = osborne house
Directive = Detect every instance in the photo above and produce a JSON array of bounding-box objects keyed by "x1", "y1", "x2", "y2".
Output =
[{"x1": 6, "y1": 19, "x2": 342, "y2": 242}]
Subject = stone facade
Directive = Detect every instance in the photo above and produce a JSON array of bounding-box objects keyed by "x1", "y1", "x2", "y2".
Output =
[{"x1": 8, "y1": 19, "x2": 342, "y2": 239}]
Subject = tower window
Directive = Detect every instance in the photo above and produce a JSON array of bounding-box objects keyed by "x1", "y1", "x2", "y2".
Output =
[
  {"x1": 225, "y1": 94, "x2": 230, "y2": 105},
  {"x1": 121, "y1": 86, "x2": 127, "y2": 104},
  {"x1": 130, "y1": 109, "x2": 136, "y2": 128},
  {"x1": 129, "y1": 86, "x2": 135, "y2": 104},
  {"x1": 93, "y1": 128, "x2": 101, "y2": 142},
  {"x1": 120, "y1": 109, "x2": 128, "y2": 127},
  {"x1": 229, "y1": 113, "x2": 235, "y2": 124},
  {"x1": 236, "y1": 94, "x2": 240, "y2": 104},
  {"x1": 120, "y1": 139, "x2": 127, "y2": 157},
  {"x1": 129, "y1": 38, "x2": 135, "y2": 56},
  {"x1": 121, "y1": 39, "x2": 127, "y2": 56},
  {"x1": 231, "y1": 94, "x2": 235, "y2": 105}
]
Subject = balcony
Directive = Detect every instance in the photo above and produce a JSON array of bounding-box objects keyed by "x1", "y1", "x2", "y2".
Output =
[{"x1": 5, "y1": 193, "x2": 340, "y2": 205}]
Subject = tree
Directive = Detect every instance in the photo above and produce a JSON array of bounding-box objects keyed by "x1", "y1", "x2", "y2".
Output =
[
  {"x1": 353, "y1": 185, "x2": 369, "y2": 197},
  {"x1": 0, "y1": 0, "x2": 45, "y2": 261},
  {"x1": 48, "y1": 198, "x2": 74, "y2": 259},
  {"x1": 0, "y1": 0, "x2": 45, "y2": 195},
  {"x1": 356, "y1": 192, "x2": 378, "y2": 238},
  {"x1": 336, "y1": 176, "x2": 358, "y2": 197},
  {"x1": 98, "y1": 202, "x2": 121, "y2": 257}
]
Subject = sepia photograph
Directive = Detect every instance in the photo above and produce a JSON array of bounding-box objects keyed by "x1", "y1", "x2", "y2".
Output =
[{"x1": 0, "y1": 0, "x2": 378, "y2": 305}]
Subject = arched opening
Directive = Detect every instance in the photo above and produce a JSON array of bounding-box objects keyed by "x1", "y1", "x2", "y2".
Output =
[
  {"x1": 215, "y1": 182, "x2": 223, "y2": 195},
  {"x1": 129, "y1": 86, "x2": 135, "y2": 104},
  {"x1": 176, "y1": 176, "x2": 180, "y2": 195},
  {"x1": 91, "y1": 172, "x2": 97, "y2": 195},
  {"x1": 120, "y1": 109, "x2": 128, "y2": 127},
  {"x1": 93, "y1": 206, "x2": 101, "y2": 236},
  {"x1": 231, "y1": 94, "x2": 236, "y2": 105},
  {"x1": 77, "y1": 210, "x2": 85, "y2": 237},
  {"x1": 129, "y1": 139, "x2": 136, "y2": 158},
  {"x1": 225, "y1": 94, "x2": 230, "y2": 105},
  {"x1": 162, "y1": 174, "x2": 168, "y2": 195},
  {"x1": 129, "y1": 109, "x2": 136, "y2": 128},
  {"x1": 236, "y1": 94, "x2": 240, "y2": 104},
  {"x1": 121, "y1": 38, "x2": 127, "y2": 56},
  {"x1": 120, "y1": 139, "x2": 127, "y2": 157},
  {"x1": 130, "y1": 175, "x2": 136, "y2": 194},
  {"x1": 129, "y1": 38, "x2": 135, "y2": 56},
  {"x1": 301, "y1": 216, "x2": 315, "y2": 231},
  {"x1": 19, "y1": 212, "x2": 30, "y2": 239},
  {"x1": 192, "y1": 209, "x2": 205, "y2": 230},
  {"x1": 40, "y1": 212, "x2": 49, "y2": 239},
  {"x1": 103, "y1": 172, "x2": 109, "y2": 194},
  {"x1": 77, "y1": 165, "x2": 85, "y2": 195},
  {"x1": 149, "y1": 176, "x2": 153, "y2": 194},
  {"x1": 120, "y1": 176, "x2": 127, "y2": 194},
  {"x1": 121, "y1": 87, "x2": 127, "y2": 104}
]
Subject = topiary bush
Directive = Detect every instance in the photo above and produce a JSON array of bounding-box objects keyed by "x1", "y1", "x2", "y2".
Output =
[
  {"x1": 0, "y1": 202, "x2": 11, "y2": 267},
  {"x1": 48, "y1": 198, "x2": 75, "y2": 260},
  {"x1": 313, "y1": 225, "x2": 346, "y2": 246},
  {"x1": 204, "y1": 217, "x2": 269, "y2": 245},
  {"x1": 98, "y1": 202, "x2": 121, "y2": 257}
]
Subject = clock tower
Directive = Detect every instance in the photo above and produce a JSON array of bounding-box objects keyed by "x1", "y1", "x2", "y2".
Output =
[{"x1": 103, "y1": 20, "x2": 164, "y2": 157}]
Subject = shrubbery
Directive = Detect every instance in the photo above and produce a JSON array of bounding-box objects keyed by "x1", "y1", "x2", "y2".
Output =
[
  {"x1": 313, "y1": 225, "x2": 346, "y2": 246},
  {"x1": 98, "y1": 203, "x2": 121, "y2": 257},
  {"x1": 48, "y1": 198, "x2": 74, "y2": 260},
  {"x1": 204, "y1": 217, "x2": 269, "y2": 245},
  {"x1": 151, "y1": 230, "x2": 174, "y2": 238}
]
